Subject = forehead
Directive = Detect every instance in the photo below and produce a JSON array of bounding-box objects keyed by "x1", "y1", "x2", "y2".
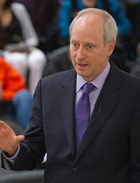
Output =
[
  {"x1": 71, "y1": 13, "x2": 104, "y2": 33},
  {"x1": 71, "y1": 14, "x2": 104, "y2": 42}
]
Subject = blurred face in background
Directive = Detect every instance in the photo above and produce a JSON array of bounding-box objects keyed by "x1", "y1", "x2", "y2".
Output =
[
  {"x1": 0, "y1": 0, "x2": 6, "y2": 7},
  {"x1": 82, "y1": 0, "x2": 96, "y2": 7}
]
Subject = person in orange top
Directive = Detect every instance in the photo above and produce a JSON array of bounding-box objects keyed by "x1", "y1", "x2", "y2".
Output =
[
  {"x1": 0, "y1": 56, "x2": 33, "y2": 128},
  {"x1": 0, "y1": 56, "x2": 26, "y2": 100}
]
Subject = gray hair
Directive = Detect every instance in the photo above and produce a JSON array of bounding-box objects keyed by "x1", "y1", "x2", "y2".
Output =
[{"x1": 69, "y1": 8, "x2": 118, "y2": 46}]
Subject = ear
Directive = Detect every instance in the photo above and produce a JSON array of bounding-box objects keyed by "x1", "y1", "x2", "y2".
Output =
[{"x1": 107, "y1": 40, "x2": 116, "y2": 56}]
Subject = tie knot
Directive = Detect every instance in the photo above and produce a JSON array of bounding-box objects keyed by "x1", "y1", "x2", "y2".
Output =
[{"x1": 82, "y1": 83, "x2": 94, "y2": 95}]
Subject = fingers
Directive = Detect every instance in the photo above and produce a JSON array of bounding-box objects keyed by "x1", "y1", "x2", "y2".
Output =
[
  {"x1": 0, "y1": 120, "x2": 7, "y2": 127},
  {"x1": 0, "y1": 120, "x2": 25, "y2": 145},
  {"x1": 0, "y1": 120, "x2": 25, "y2": 140},
  {"x1": 0, "y1": 120, "x2": 11, "y2": 130},
  {"x1": 0, "y1": 121, "x2": 25, "y2": 156},
  {"x1": 0, "y1": 120, "x2": 16, "y2": 138}
]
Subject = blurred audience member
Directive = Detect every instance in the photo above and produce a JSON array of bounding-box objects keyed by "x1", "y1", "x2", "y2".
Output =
[
  {"x1": 0, "y1": 56, "x2": 33, "y2": 128},
  {"x1": 14, "y1": 0, "x2": 61, "y2": 52},
  {"x1": 124, "y1": 0, "x2": 140, "y2": 76},
  {"x1": 0, "y1": 0, "x2": 47, "y2": 94},
  {"x1": 125, "y1": 0, "x2": 140, "y2": 52},
  {"x1": 42, "y1": 45, "x2": 73, "y2": 77}
]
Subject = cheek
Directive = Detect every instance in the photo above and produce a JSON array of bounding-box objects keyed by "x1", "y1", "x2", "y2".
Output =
[
  {"x1": 88, "y1": 55, "x2": 101, "y2": 69},
  {"x1": 70, "y1": 48, "x2": 75, "y2": 58},
  {"x1": 70, "y1": 50, "x2": 77, "y2": 62},
  {"x1": 71, "y1": 59, "x2": 75, "y2": 67},
  {"x1": 70, "y1": 54, "x2": 76, "y2": 67}
]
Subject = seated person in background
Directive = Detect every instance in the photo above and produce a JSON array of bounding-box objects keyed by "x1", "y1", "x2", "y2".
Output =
[
  {"x1": 42, "y1": 45, "x2": 73, "y2": 77},
  {"x1": 126, "y1": 0, "x2": 140, "y2": 56},
  {"x1": 14, "y1": 0, "x2": 61, "y2": 53},
  {"x1": 0, "y1": 56, "x2": 33, "y2": 129},
  {"x1": 0, "y1": 0, "x2": 47, "y2": 95}
]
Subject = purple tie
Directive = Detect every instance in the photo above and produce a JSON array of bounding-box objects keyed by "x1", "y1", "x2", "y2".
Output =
[{"x1": 75, "y1": 83, "x2": 94, "y2": 150}]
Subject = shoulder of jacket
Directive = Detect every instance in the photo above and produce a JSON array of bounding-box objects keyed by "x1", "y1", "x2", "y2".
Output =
[{"x1": 42, "y1": 69, "x2": 75, "y2": 82}]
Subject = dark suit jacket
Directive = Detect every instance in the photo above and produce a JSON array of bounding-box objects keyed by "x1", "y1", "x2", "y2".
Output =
[{"x1": 2, "y1": 63, "x2": 140, "y2": 183}]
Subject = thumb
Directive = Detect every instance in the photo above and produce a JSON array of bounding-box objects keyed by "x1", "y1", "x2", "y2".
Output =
[
  {"x1": 8, "y1": 135, "x2": 25, "y2": 156},
  {"x1": 16, "y1": 135, "x2": 25, "y2": 143}
]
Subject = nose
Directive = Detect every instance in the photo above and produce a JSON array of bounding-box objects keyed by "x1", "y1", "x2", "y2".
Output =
[{"x1": 76, "y1": 47, "x2": 85, "y2": 60}]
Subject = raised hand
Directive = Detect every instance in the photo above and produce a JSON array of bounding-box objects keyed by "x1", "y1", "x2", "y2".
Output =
[{"x1": 0, "y1": 120, "x2": 25, "y2": 156}]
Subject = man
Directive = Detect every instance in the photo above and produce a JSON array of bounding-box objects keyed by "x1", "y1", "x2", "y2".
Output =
[{"x1": 1, "y1": 8, "x2": 140, "y2": 183}]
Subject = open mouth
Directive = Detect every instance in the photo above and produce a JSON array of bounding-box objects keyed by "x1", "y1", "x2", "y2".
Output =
[{"x1": 77, "y1": 63, "x2": 88, "y2": 69}]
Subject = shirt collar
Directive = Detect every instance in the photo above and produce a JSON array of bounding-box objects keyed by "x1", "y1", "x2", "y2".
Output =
[{"x1": 76, "y1": 62, "x2": 110, "y2": 93}]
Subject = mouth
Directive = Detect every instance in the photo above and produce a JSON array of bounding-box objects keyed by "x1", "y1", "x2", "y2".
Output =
[{"x1": 76, "y1": 63, "x2": 88, "y2": 69}]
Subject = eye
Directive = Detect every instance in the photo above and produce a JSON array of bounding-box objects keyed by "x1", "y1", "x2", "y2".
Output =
[
  {"x1": 73, "y1": 42, "x2": 78, "y2": 47},
  {"x1": 86, "y1": 44, "x2": 93, "y2": 49},
  {"x1": 71, "y1": 41, "x2": 79, "y2": 49}
]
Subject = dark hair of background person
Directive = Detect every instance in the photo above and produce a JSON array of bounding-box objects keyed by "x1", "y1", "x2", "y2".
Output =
[
  {"x1": 0, "y1": 0, "x2": 13, "y2": 49},
  {"x1": 2, "y1": 0, "x2": 13, "y2": 9},
  {"x1": 0, "y1": 0, "x2": 14, "y2": 49}
]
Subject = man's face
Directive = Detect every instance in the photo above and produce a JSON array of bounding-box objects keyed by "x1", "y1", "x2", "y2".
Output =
[
  {"x1": 82, "y1": 0, "x2": 96, "y2": 7},
  {"x1": 70, "y1": 14, "x2": 115, "y2": 81}
]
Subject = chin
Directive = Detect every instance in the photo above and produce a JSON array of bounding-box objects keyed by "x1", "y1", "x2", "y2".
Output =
[{"x1": 77, "y1": 71, "x2": 88, "y2": 78}]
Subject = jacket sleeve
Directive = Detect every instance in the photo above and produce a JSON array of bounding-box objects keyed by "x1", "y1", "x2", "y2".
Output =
[{"x1": 11, "y1": 3, "x2": 39, "y2": 47}]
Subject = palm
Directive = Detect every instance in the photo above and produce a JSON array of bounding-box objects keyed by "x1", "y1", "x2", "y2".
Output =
[{"x1": 0, "y1": 121, "x2": 24, "y2": 155}]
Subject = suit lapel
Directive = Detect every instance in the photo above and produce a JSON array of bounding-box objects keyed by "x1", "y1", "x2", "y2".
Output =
[
  {"x1": 74, "y1": 64, "x2": 123, "y2": 163},
  {"x1": 57, "y1": 70, "x2": 76, "y2": 156}
]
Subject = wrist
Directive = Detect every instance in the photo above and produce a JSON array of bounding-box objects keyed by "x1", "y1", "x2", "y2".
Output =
[{"x1": 6, "y1": 146, "x2": 19, "y2": 157}]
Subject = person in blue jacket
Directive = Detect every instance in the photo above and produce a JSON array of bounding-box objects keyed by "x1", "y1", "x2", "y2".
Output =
[{"x1": 59, "y1": 0, "x2": 131, "y2": 39}]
